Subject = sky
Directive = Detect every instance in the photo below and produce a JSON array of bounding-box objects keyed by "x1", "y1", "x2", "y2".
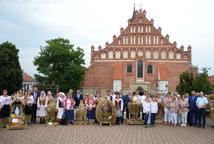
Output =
[{"x1": 0, "y1": 0, "x2": 214, "y2": 76}]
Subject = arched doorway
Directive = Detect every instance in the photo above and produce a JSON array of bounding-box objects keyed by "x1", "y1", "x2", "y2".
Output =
[{"x1": 136, "y1": 86, "x2": 144, "y2": 92}]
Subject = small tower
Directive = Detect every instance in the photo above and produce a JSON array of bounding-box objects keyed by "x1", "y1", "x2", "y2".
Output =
[{"x1": 180, "y1": 45, "x2": 184, "y2": 51}]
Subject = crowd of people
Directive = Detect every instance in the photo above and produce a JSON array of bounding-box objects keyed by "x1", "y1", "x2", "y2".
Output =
[{"x1": 0, "y1": 87, "x2": 209, "y2": 129}]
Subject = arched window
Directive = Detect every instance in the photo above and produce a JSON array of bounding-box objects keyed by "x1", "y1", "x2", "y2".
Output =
[
  {"x1": 127, "y1": 63, "x2": 132, "y2": 73},
  {"x1": 147, "y1": 65, "x2": 153, "y2": 74},
  {"x1": 137, "y1": 60, "x2": 144, "y2": 78}
]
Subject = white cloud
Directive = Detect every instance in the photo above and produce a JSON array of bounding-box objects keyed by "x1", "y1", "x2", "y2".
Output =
[{"x1": 0, "y1": 0, "x2": 214, "y2": 75}]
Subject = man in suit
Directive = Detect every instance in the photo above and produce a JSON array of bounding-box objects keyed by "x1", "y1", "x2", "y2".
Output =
[
  {"x1": 121, "y1": 91, "x2": 131, "y2": 120},
  {"x1": 188, "y1": 91, "x2": 198, "y2": 126},
  {"x1": 73, "y1": 90, "x2": 83, "y2": 107},
  {"x1": 31, "y1": 86, "x2": 40, "y2": 124}
]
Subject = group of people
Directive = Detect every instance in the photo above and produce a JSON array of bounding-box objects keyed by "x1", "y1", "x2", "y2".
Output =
[
  {"x1": 163, "y1": 91, "x2": 208, "y2": 128},
  {"x1": 0, "y1": 87, "x2": 209, "y2": 129}
]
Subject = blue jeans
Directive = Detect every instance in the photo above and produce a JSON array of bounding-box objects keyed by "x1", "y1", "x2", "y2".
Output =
[
  {"x1": 150, "y1": 113, "x2": 156, "y2": 125},
  {"x1": 144, "y1": 113, "x2": 149, "y2": 125}
]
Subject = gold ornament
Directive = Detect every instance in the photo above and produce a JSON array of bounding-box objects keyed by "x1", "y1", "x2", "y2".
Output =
[
  {"x1": 96, "y1": 96, "x2": 116, "y2": 126},
  {"x1": 76, "y1": 100, "x2": 87, "y2": 124}
]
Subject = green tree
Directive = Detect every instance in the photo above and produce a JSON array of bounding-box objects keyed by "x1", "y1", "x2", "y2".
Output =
[
  {"x1": 34, "y1": 38, "x2": 86, "y2": 92},
  {"x1": 0, "y1": 41, "x2": 23, "y2": 94},
  {"x1": 176, "y1": 71, "x2": 194, "y2": 95},
  {"x1": 193, "y1": 68, "x2": 213, "y2": 93},
  {"x1": 176, "y1": 66, "x2": 213, "y2": 95}
]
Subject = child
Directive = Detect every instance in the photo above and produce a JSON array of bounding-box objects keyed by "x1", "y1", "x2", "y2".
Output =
[
  {"x1": 150, "y1": 97, "x2": 158, "y2": 127},
  {"x1": 169, "y1": 97, "x2": 178, "y2": 127},
  {"x1": 114, "y1": 92, "x2": 123, "y2": 125},
  {"x1": 143, "y1": 97, "x2": 151, "y2": 128}
]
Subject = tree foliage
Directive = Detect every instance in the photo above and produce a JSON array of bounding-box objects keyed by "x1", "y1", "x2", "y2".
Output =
[
  {"x1": 176, "y1": 66, "x2": 213, "y2": 95},
  {"x1": 0, "y1": 41, "x2": 23, "y2": 94},
  {"x1": 34, "y1": 38, "x2": 86, "y2": 92}
]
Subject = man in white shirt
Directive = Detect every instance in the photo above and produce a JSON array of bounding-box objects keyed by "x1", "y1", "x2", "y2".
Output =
[{"x1": 196, "y1": 91, "x2": 208, "y2": 128}]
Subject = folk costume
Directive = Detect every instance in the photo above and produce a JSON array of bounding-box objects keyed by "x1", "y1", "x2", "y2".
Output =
[
  {"x1": 85, "y1": 95, "x2": 96, "y2": 124},
  {"x1": 0, "y1": 93, "x2": 12, "y2": 127},
  {"x1": 0, "y1": 95, "x2": 12, "y2": 119},
  {"x1": 56, "y1": 92, "x2": 65, "y2": 124},
  {"x1": 37, "y1": 91, "x2": 48, "y2": 124},
  {"x1": 63, "y1": 95, "x2": 75, "y2": 124},
  {"x1": 114, "y1": 96, "x2": 123, "y2": 125},
  {"x1": 24, "y1": 93, "x2": 34, "y2": 124}
]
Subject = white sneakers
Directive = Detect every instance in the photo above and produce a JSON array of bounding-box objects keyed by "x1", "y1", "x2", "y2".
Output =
[{"x1": 181, "y1": 123, "x2": 187, "y2": 127}]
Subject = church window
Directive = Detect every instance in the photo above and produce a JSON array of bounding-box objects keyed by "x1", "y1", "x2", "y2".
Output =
[
  {"x1": 115, "y1": 51, "x2": 121, "y2": 59},
  {"x1": 131, "y1": 50, "x2": 136, "y2": 58},
  {"x1": 169, "y1": 51, "x2": 174, "y2": 59},
  {"x1": 176, "y1": 53, "x2": 181, "y2": 59},
  {"x1": 108, "y1": 50, "x2": 113, "y2": 59},
  {"x1": 123, "y1": 50, "x2": 128, "y2": 59},
  {"x1": 153, "y1": 51, "x2": 159, "y2": 59},
  {"x1": 146, "y1": 50, "x2": 151, "y2": 59},
  {"x1": 147, "y1": 65, "x2": 153, "y2": 73},
  {"x1": 161, "y1": 51, "x2": 166, "y2": 59},
  {"x1": 137, "y1": 60, "x2": 144, "y2": 78},
  {"x1": 127, "y1": 63, "x2": 132, "y2": 73}
]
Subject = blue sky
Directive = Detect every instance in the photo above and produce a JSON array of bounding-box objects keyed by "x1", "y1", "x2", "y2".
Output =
[{"x1": 0, "y1": 0, "x2": 214, "y2": 76}]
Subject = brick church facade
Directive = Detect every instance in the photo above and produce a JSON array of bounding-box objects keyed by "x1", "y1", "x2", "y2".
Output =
[{"x1": 83, "y1": 8, "x2": 192, "y2": 95}]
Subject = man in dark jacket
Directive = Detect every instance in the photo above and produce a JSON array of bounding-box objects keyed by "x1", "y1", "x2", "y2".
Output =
[
  {"x1": 188, "y1": 91, "x2": 198, "y2": 126},
  {"x1": 73, "y1": 90, "x2": 83, "y2": 107},
  {"x1": 31, "y1": 86, "x2": 40, "y2": 124}
]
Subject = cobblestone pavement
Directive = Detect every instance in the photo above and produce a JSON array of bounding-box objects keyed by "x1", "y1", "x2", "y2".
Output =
[{"x1": 0, "y1": 123, "x2": 214, "y2": 144}]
